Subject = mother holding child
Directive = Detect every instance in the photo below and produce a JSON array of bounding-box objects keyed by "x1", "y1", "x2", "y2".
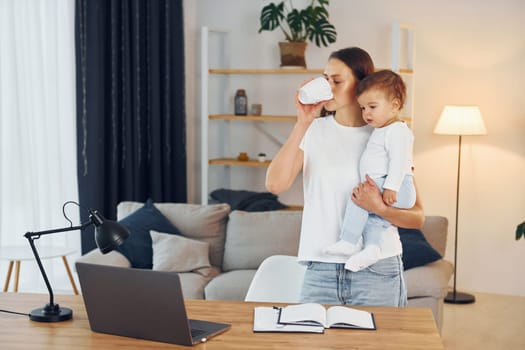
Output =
[{"x1": 265, "y1": 47, "x2": 424, "y2": 307}]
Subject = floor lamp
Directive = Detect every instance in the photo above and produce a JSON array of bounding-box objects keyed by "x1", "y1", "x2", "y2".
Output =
[{"x1": 434, "y1": 105, "x2": 487, "y2": 304}]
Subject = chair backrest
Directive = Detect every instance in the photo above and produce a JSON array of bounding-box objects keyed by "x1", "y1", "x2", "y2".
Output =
[{"x1": 244, "y1": 255, "x2": 306, "y2": 303}]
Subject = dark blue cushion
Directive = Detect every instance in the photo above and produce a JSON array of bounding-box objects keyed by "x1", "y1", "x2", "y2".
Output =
[
  {"x1": 117, "y1": 199, "x2": 181, "y2": 269},
  {"x1": 399, "y1": 227, "x2": 442, "y2": 270}
]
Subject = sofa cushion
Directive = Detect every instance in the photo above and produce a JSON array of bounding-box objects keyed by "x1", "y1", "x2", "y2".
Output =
[
  {"x1": 399, "y1": 227, "x2": 442, "y2": 270},
  {"x1": 117, "y1": 199, "x2": 182, "y2": 269},
  {"x1": 118, "y1": 202, "x2": 231, "y2": 267},
  {"x1": 204, "y1": 269, "x2": 257, "y2": 300},
  {"x1": 404, "y1": 259, "x2": 453, "y2": 298},
  {"x1": 151, "y1": 230, "x2": 212, "y2": 276},
  {"x1": 222, "y1": 210, "x2": 302, "y2": 271},
  {"x1": 178, "y1": 268, "x2": 221, "y2": 300}
]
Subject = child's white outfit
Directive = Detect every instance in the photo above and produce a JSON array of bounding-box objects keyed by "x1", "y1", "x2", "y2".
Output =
[{"x1": 324, "y1": 121, "x2": 416, "y2": 271}]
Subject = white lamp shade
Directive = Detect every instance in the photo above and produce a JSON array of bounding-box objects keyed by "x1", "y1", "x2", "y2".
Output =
[{"x1": 434, "y1": 105, "x2": 487, "y2": 135}]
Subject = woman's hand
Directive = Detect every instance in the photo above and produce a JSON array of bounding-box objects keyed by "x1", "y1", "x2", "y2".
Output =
[
  {"x1": 295, "y1": 79, "x2": 328, "y2": 126},
  {"x1": 353, "y1": 175, "x2": 425, "y2": 229},
  {"x1": 351, "y1": 175, "x2": 387, "y2": 214}
]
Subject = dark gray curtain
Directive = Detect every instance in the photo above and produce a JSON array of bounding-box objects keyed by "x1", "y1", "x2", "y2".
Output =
[{"x1": 75, "y1": 0, "x2": 187, "y2": 253}]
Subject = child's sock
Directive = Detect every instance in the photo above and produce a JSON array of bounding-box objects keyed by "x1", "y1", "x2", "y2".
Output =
[
  {"x1": 323, "y1": 240, "x2": 361, "y2": 257},
  {"x1": 344, "y1": 245, "x2": 381, "y2": 272}
]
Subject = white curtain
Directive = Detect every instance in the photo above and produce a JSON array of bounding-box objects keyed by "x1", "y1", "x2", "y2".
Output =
[{"x1": 0, "y1": 0, "x2": 79, "y2": 293}]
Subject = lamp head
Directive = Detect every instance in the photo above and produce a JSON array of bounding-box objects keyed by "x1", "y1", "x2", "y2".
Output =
[
  {"x1": 434, "y1": 105, "x2": 487, "y2": 136},
  {"x1": 89, "y1": 210, "x2": 130, "y2": 254}
]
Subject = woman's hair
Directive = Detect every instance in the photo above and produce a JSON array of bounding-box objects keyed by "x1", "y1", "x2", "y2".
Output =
[
  {"x1": 329, "y1": 47, "x2": 375, "y2": 81},
  {"x1": 356, "y1": 69, "x2": 407, "y2": 109},
  {"x1": 321, "y1": 47, "x2": 375, "y2": 116}
]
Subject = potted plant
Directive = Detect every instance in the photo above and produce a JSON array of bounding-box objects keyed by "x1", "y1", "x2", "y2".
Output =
[{"x1": 259, "y1": 0, "x2": 337, "y2": 68}]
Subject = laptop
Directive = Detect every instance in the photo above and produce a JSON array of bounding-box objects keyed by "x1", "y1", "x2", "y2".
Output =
[{"x1": 75, "y1": 262, "x2": 231, "y2": 346}]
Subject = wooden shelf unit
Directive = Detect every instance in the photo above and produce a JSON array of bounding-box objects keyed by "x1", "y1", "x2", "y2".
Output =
[
  {"x1": 209, "y1": 158, "x2": 271, "y2": 168},
  {"x1": 209, "y1": 68, "x2": 413, "y2": 75},
  {"x1": 209, "y1": 68, "x2": 324, "y2": 75},
  {"x1": 209, "y1": 114, "x2": 296, "y2": 122},
  {"x1": 200, "y1": 28, "x2": 314, "y2": 205}
]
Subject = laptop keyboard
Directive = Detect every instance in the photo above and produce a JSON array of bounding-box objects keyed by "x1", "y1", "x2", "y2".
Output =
[{"x1": 191, "y1": 328, "x2": 206, "y2": 338}]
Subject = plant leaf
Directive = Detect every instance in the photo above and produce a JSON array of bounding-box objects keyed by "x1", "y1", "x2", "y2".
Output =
[
  {"x1": 309, "y1": 5, "x2": 329, "y2": 21},
  {"x1": 259, "y1": 2, "x2": 285, "y2": 32},
  {"x1": 308, "y1": 19, "x2": 337, "y2": 47},
  {"x1": 516, "y1": 221, "x2": 525, "y2": 240},
  {"x1": 287, "y1": 8, "x2": 306, "y2": 41}
]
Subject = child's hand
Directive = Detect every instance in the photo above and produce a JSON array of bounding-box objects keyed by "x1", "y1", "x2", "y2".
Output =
[{"x1": 382, "y1": 189, "x2": 398, "y2": 206}]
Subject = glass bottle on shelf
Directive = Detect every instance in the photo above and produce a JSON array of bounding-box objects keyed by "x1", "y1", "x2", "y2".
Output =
[{"x1": 234, "y1": 89, "x2": 247, "y2": 115}]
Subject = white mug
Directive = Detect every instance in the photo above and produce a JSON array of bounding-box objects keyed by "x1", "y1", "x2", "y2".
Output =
[{"x1": 298, "y1": 77, "x2": 333, "y2": 104}]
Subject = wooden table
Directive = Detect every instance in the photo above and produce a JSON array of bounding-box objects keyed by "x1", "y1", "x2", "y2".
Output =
[{"x1": 0, "y1": 293, "x2": 444, "y2": 349}]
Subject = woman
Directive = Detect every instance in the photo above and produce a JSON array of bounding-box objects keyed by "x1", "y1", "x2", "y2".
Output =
[{"x1": 265, "y1": 47, "x2": 424, "y2": 306}]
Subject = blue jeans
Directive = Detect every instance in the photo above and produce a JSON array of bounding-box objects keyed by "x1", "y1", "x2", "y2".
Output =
[
  {"x1": 299, "y1": 256, "x2": 407, "y2": 307},
  {"x1": 340, "y1": 175, "x2": 416, "y2": 246}
]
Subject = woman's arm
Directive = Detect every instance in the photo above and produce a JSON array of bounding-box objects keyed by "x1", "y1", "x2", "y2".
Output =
[
  {"x1": 265, "y1": 123, "x2": 307, "y2": 194},
  {"x1": 265, "y1": 92, "x2": 326, "y2": 194},
  {"x1": 352, "y1": 175, "x2": 425, "y2": 229}
]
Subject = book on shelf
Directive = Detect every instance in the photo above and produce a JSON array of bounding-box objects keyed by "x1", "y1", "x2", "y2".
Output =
[{"x1": 253, "y1": 303, "x2": 376, "y2": 333}]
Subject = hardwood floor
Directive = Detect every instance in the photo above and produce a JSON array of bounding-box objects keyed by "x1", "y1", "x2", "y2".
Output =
[{"x1": 441, "y1": 291, "x2": 525, "y2": 349}]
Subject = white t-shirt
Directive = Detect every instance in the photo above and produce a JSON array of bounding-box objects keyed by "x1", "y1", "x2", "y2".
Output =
[
  {"x1": 298, "y1": 115, "x2": 402, "y2": 264},
  {"x1": 360, "y1": 122, "x2": 414, "y2": 191}
]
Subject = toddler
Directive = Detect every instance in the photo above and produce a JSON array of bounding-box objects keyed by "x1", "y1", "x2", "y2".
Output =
[{"x1": 324, "y1": 69, "x2": 416, "y2": 271}]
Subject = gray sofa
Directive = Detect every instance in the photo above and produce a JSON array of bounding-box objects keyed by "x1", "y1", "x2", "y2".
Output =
[{"x1": 77, "y1": 201, "x2": 453, "y2": 330}]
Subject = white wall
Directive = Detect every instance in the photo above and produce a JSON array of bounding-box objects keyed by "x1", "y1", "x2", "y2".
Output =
[{"x1": 184, "y1": 0, "x2": 525, "y2": 297}]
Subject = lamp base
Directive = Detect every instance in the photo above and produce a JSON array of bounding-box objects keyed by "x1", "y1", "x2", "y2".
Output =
[
  {"x1": 29, "y1": 303, "x2": 73, "y2": 322},
  {"x1": 444, "y1": 291, "x2": 476, "y2": 304}
]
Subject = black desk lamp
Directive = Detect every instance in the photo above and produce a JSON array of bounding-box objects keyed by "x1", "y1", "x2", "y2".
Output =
[{"x1": 24, "y1": 205, "x2": 129, "y2": 322}]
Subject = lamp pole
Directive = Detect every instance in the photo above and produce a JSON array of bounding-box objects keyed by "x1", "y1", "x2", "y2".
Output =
[{"x1": 444, "y1": 134, "x2": 475, "y2": 304}]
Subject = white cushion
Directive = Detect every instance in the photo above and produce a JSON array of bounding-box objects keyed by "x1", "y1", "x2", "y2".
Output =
[{"x1": 150, "y1": 230, "x2": 212, "y2": 276}]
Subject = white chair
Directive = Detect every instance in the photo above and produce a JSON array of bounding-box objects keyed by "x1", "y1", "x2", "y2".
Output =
[{"x1": 244, "y1": 255, "x2": 307, "y2": 303}]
